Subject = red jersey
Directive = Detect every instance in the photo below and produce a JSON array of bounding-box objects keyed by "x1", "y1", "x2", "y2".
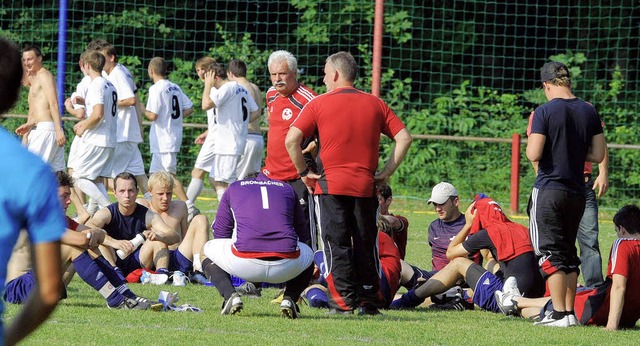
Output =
[
  {"x1": 262, "y1": 84, "x2": 316, "y2": 181},
  {"x1": 378, "y1": 231, "x2": 402, "y2": 303},
  {"x1": 292, "y1": 87, "x2": 406, "y2": 197},
  {"x1": 66, "y1": 216, "x2": 80, "y2": 231},
  {"x1": 577, "y1": 238, "x2": 640, "y2": 327}
]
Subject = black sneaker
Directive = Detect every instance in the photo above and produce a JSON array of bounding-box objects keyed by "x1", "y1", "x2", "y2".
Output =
[
  {"x1": 357, "y1": 306, "x2": 382, "y2": 316},
  {"x1": 109, "y1": 297, "x2": 151, "y2": 310},
  {"x1": 280, "y1": 297, "x2": 300, "y2": 319},
  {"x1": 429, "y1": 297, "x2": 474, "y2": 311},
  {"x1": 221, "y1": 292, "x2": 243, "y2": 315},
  {"x1": 326, "y1": 308, "x2": 354, "y2": 316}
]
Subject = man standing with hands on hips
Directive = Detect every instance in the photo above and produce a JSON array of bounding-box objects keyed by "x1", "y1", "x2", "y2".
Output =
[{"x1": 286, "y1": 51, "x2": 412, "y2": 315}]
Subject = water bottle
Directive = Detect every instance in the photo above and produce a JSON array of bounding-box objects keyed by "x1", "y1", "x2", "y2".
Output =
[{"x1": 116, "y1": 233, "x2": 146, "y2": 260}]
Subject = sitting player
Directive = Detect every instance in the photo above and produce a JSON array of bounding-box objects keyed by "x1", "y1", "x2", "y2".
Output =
[
  {"x1": 390, "y1": 195, "x2": 545, "y2": 311},
  {"x1": 377, "y1": 184, "x2": 410, "y2": 259},
  {"x1": 4, "y1": 171, "x2": 150, "y2": 309},
  {"x1": 87, "y1": 172, "x2": 180, "y2": 281},
  {"x1": 137, "y1": 172, "x2": 210, "y2": 284},
  {"x1": 495, "y1": 205, "x2": 640, "y2": 329}
]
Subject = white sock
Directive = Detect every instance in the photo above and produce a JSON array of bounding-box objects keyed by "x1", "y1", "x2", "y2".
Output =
[
  {"x1": 193, "y1": 253, "x2": 202, "y2": 272},
  {"x1": 215, "y1": 188, "x2": 226, "y2": 202},
  {"x1": 186, "y1": 178, "x2": 203, "y2": 205},
  {"x1": 144, "y1": 192, "x2": 151, "y2": 200},
  {"x1": 76, "y1": 178, "x2": 111, "y2": 208}
]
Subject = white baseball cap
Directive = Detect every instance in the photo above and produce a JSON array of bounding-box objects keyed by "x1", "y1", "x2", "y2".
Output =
[{"x1": 427, "y1": 182, "x2": 458, "y2": 205}]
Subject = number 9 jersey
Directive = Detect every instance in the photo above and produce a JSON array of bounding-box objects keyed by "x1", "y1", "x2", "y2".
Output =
[{"x1": 146, "y1": 79, "x2": 194, "y2": 153}]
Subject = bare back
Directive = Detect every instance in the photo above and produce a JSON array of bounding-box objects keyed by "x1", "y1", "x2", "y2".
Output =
[{"x1": 6, "y1": 230, "x2": 32, "y2": 282}]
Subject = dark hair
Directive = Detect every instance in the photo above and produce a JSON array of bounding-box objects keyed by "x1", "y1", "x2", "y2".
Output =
[
  {"x1": 377, "y1": 184, "x2": 392, "y2": 199},
  {"x1": 0, "y1": 38, "x2": 23, "y2": 114},
  {"x1": 227, "y1": 59, "x2": 247, "y2": 77},
  {"x1": 86, "y1": 39, "x2": 110, "y2": 51},
  {"x1": 56, "y1": 170, "x2": 74, "y2": 188},
  {"x1": 613, "y1": 205, "x2": 640, "y2": 235},
  {"x1": 114, "y1": 172, "x2": 138, "y2": 191},
  {"x1": 209, "y1": 62, "x2": 228, "y2": 80},
  {"x1": 23, "y1": 45, "x2": 43, "y2": 57}
]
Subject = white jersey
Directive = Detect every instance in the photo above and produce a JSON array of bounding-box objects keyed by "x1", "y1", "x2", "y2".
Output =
[
  {"x1": 210, "y1": 81, "x2": 258, "y2": 155},
  {"x1": 82, "y1": 77, "x2": 117, "y2": 148},
  {"x1": 146, "y1": 79, "x2": 193, "y2": 153},
  {"x1": 103, "y1": 64, "x2": 142, "y2": 143},
  {"x1": 71, "y1": 75, "x2": 91, "y2": 112}
]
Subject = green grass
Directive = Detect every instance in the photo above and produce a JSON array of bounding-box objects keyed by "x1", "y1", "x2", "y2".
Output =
[{"x1": 4, "y1": 196, "x2": 638, "y2": 345}]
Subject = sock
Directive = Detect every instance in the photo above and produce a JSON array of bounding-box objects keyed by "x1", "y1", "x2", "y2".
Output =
[
  {"x1": 215, "y1": 188, "x2": 226, "y2": 202},
  {"x1": 76, "y1": 178, "x2": 111, "y2": 208},
  {"x1": 202, "y1": 258, "x2": 235, "y2": 300},
  {"x1": 186, "y1": 178, "x2": 204, "y2": 205},
  {"x1": 552, "y1": 309, "x2": 566, "y2": 320},
  {"x1": 144, "y1": 192, "x2": 151, "y2": 200},
  {"x1": 87, "y1": 198, "x2": 98, "y2": 215},
  {"x1": 193, "y1": 253, "x2": 202, "y2": 272},
  {"x1": 93, "y1": 256, "x2": 136, "y2": 299},
  {"x1": 566, "y1": 310, "x2": 575, "y2": 316},
  {"x1": 306, "y1": 287, "x2": 329, "y2": 308},
  {"x1": 157, "y1": 268, "x2": 170, "y2": 276},
  {"x1": 414, "y1": 278, "x2": 447, "y2": 299},
  {"x1": 73, "y1": 252, "x2": 124, "y2": 307}
]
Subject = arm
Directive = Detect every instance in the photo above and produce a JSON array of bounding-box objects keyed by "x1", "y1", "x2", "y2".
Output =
[
  {"x1": 446, "y1": 203, "x2": 476, "y2": 260},
  {"x1": 604, "y1": 273, "x2": 627, "y2": 331},
  {"x1": 586, "y1": 133, "x2": 606, "y2": 165},
  {"x1": 118, "y1": 96, "x2": 136, "y2": 107},
  {"x1": 144, "y1": 212, "x2": 181, "y2": 245},
  {"x1": 249, "y1": 109, "x2": 261, "y2": 122},
  {"x1": 183, "y1": 107, "x2": 194, "y2": 118},
  {"x1": 374, "y1": 128, "x2": 412, "y2": 184},
  {"x1": 201, "y1": 70, "x2": 216, "y2": 110},
  {"x1": 86, "y1": 209, "x2": 135, "y2": 255},
  {"x1": 593, "y1": 145, "x2": 609, "y2": 198},
  {"x1": 4, "y1": 241, "x2": 62, "y2": 346},
  {"x1": 42, "y1": 72, "x2": 66, "y2": 147},
  {"x1": 61, "y1": 228, "x2": 106, "y2": 249},
  {"x1": 526, "y1": 133, "x2": 546, "y2": 163},
  {"x1": 144, "y1": 110, "x2": 158, "y2": 121},
  {"x1": 64, "y1": 98, "x2": 86, "y2": 120},
  {"x1": 73, "y1": 104, "x2": 104, "y2": 137},
  {"x1": 285, "y1": 126, "x2": 321, "y2": 191}
]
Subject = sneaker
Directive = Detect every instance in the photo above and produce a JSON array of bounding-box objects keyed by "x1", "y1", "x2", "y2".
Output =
[
  {"x1": 188, "y1": 271, "x2": 213, "y2": 286},
  {"x1": 325, "y1": 308, "x2": 354, "y2": 316},
  {"x1": 567, "y1": 314, "x2": 580, "y2": 326},
  {"x1": 502, "y1": 276, "x2": 521, "y2": 297},
  {"x1": 236, "y1": 282, "x2": 262, "y2": 298},
  {"x1": 221, "y1": 293, "x2": 243, "y2": 315},
  {"x1": 188, "y1": 206, "x2": 200, "y2": 223},
  {"x1": 494, "y1": 290, "x2": 519, "y2": 316},
  {"x1": 280, "y1": 297, "x2": 300, "y2": 319},
  {"x1": 431, "y1": 286, "x2": 463, "y2": 304},
  {"x1": 430, "y1": 297, "x2": 474, "y2": 311},
  {"x1": 140, "y1": 270, "x2": 169, "y2": 285},
  {"x1": 270, "y1": 289, "x2": 285, "y2": 304},
  {"x1": 171, "y1": 271, "x2": 187, "y2": 286},
  {"x1": 357, "y1": 306, "x2": 382, "y2": 316},
  {"x1": 533, "y1": 314, "x2": 570, "y2": 327},
  {"x1": 109, "y1": 297, "x2": 151, "y2": 310}
]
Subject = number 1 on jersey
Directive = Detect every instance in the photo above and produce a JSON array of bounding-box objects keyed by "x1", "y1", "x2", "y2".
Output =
[{"x1": 260, "y1": 186, "x2": 269, "y2": 210}]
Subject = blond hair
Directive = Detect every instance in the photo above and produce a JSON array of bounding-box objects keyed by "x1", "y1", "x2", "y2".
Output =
[{"x1": 148, "y1": 171, "x2": 174, "y2": 191}]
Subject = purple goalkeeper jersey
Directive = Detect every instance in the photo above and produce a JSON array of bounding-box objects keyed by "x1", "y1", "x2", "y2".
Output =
[
  {"x1": 212, "y1": 174, "x2": 309, "y2": 253},
  {"x1": 428, "y1": 215, "x2": 466, "y2": 271}
]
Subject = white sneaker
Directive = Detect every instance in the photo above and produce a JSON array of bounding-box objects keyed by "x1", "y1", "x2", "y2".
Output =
[
  {"x1": 502, "y1": 276, "x2": 521, "y2": 296},
  {"x1": 567, "y1": 314, "x2": 580, "y2": 326},
  {"x1": 140, "y1": 270, "x2": 169, "y2": 285},
  {"x1": 534, "y1": 314, "x2": 570, "y2": 327},
  {"x1": 494, "y1": 290, "x2": 519, "y2": 316},
  {"x1": 172, "y1": 271, "x2": 186, "y2": 286}
]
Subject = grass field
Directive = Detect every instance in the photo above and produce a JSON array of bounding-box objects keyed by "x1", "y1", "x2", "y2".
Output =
[{"x1": 5, "y1": 196, "x2": 639, "y2": 345}]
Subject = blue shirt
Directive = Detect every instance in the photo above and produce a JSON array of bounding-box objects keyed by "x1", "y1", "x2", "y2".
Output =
[
  {"x1": 0, "y1": 128, "x2": 66, "y2": 339},
  {"x1": 212, "y1": 174, "x2": 309, "y2": 253},
  {"x1": 530, "y1": 98, "x2": 603, "y2": 193}
]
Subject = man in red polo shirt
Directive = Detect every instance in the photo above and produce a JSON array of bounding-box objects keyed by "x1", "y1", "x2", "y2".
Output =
[{"x1": 285, "y1": 51, "x2": 412, "y2": 315}]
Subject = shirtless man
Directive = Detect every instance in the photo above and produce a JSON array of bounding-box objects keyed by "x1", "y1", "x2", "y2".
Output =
[
  {"x1": 137, "y1": 172, "x2": 209, "y2": 278},
  {"x1": 227, "y1": 59, "x2": 264, "y2": 180},
  {"x1": 15, "y1": 45, "x2": 66, "y2": 172}
]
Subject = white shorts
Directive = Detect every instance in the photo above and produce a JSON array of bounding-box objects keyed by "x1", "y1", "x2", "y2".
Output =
[
  {"x1": 67, "y1": 135, "x2": 84, "y2": 170},
  {"x1": 150, "y1": 152, "x2": 177, "y2": 174},
  {"x1": 27, "y1": 122, "x2": 66, "y2": 172},
  {"x1": 203, "y1": 239, "x2": 313, "y2": 284},
  {"x1": 193, "y1": 136, "x2": 216, "y2": 172},
  {"x1": 236, "y1": 133, "x2": 264, "y2": 180},
  {"x1": 72, "y1": 143, "x2": 114, "y2": 180},
  {"x1": 111, "y1": 141, "x2": 146, "y2": 176},
  {"x1": 211, "y1": 154, "x2": 239, "y2": 184}
]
